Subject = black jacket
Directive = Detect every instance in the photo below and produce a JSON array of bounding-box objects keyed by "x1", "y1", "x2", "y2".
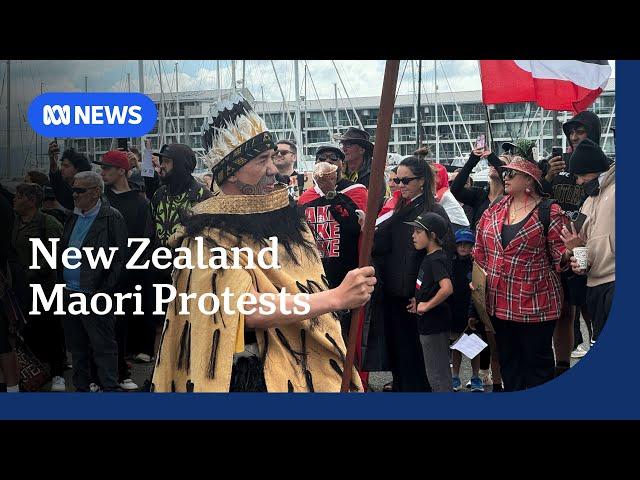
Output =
[
  {"x1": 449, "y1": 254, "x2": 474, "y2": 333},
  {"x1": 58, "y1": 199, "x2": 128, "y2": 295},
  {"x1": 105, "y1": 187, "x2": 156, "y2": 285},
  {"x1": 372, "y1": 197, "x2": 454, "y2": 298},
  {"x1": 49, "y1": 170, "x2": 75, "y2": 211},
  {"x1": 105, "y1": 187, "x2": 154, "y2": 241},
  {"x1": 450, "y1": 152, "x2": 504, "y2": 228}
]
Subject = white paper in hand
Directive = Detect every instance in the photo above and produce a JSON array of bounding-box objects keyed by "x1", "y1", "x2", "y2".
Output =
[
  {"x1": 142, "y1": 138, "x2": 155, "y2": 178},
  {"x1": 450, "y1": 333, "x2": 488, "y2": 359}
]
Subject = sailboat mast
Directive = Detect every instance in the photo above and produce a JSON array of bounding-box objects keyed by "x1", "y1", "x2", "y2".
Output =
[
  {"x1": 334, "y1": 83, "x2": 339, "y2": 134},
  {"x1": 175, "y1": 62, "x2": 180, "y2": 144},
  {"x1": 138, "y1": 60, "x2": 145, "y2": 152},
  {"x1": 6, "y1": 60, "x2": 10, "y2": 177},
  {"x1": 416, "y1": 60, "x2": 422, "y2": 150},
  {"x1": 242, "y1": 60, "x2": 245, "y2": 91},
  {"x1": 231, "y1": 60, "x2": 236, "y2": 93},
  {"x1": 294, "y1": 60, "x2": 302, "y2": 153},
  {"x1": 434, "y1": 60, "x2": 439, "y2": 163},
  {"x1": 217, "y1": 60, "x2": 221, "y2": 101},
  {"x1": 40, "y1": 82, "x2": 44, "y2": 169},
  {"x1": 158, "y1": 60, "x2": 165, "y2": 146}
]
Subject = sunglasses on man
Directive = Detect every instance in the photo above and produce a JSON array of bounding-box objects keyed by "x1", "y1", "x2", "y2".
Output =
[
  {"x1": 392, "y1": 176, "x2": 420, "y2": 185},
  {"x1": 276, "y1": 150, "x2": 293, "y2": 156},
  {"x1": 72, "y1": 186, "x2": 96, "y2": 194}
]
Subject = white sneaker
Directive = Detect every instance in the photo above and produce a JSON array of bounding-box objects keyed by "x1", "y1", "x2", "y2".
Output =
[
  {"x1": 119, "y1": 378, "x2": 139, "y2": 391},
  {"x1": 51, "y1": 376, "x2": 66, "y2": 392},
  {"x1": 134, "y1": 353, "x2": 152, "y2": 363},
  {"x1": 89, "y1": 383, "x2": 101, "y2": 393},
  {"x1": 571, "y1": 345, "x2": 589, "y2": 358}
]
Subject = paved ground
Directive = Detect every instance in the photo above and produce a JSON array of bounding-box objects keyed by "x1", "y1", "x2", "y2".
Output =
[{"x1": 40, "y1": 317, "x2": 591, "y2": 393}]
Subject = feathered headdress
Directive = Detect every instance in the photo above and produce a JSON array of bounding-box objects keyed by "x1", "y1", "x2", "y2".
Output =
[{"x1": 201, "y1": 94, "x2": 276, "y2": 187}]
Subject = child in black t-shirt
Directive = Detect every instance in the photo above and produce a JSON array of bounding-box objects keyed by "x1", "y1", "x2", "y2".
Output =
[{"x1": 406, "y1": 212, "x2": 454, "y2": 392}]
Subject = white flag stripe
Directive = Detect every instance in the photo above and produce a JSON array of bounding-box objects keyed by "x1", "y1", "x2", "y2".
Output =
[
  {"x1": 514, "y1": 60, "x2": 611, "y2": 90},
  {"x1": 375, "y1": 210, "x2": 394, "y2": 226}
]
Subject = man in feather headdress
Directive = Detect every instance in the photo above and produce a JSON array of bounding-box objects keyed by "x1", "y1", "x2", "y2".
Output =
[{"x1": 151, "y1": 95, "x2": 375, "y2": 392}]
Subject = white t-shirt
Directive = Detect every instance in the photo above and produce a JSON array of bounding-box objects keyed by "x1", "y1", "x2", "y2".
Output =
[{"x1": 438, "y1": 190, "x2": 470, "y2": 227}]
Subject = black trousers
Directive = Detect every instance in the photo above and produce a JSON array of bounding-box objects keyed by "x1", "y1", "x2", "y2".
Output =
[
  {"x1": 492, "y1": 317, "x2": 556, "y2": 392},
  {"x1": 62, "y1": 291, "x2": 119, "y2": 391},
  {"x1": 586, "y1": 282, "x2": 614, "y2": 342},
  {"x1": 126, "y1": 278, "x2": 158, "y2": 357},
  {"x1": 384, "y1": 295, "x2": 430, "y2": 392}
]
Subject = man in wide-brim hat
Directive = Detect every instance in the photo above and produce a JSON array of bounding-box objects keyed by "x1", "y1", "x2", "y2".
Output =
[{"x1": 335, "y1": 127, "x2": 375, "y2": 189}]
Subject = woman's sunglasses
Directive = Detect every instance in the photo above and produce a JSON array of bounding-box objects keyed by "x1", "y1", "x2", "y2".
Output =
[
  {"x1": 392, "y1": 176, "x2": 420, "y2": 185},
  {"x1": 502, "y1": 170, "x2": 521, "y2": 180}
]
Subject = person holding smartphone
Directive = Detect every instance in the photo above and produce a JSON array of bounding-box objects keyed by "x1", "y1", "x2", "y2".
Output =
[
  {"x1": 449, "y1": 135, "x2": 509, "y2": 229},
  {"x1": 542, "y1": 111, "x2": 612, "y2": 365},
  {"x1": 48, "y1": 141, "x2": 92, "y2": 211},
  {"x1": 560, "y1": 139, "x2": 615, "y2": 348}
]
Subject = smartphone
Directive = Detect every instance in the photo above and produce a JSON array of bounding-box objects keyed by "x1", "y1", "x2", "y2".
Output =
[
  {"x1": 551, "y1": 146, "x2": 563, "y2": 159},
  {"x1": 117, "y1": 138, "x2": 129, "y2": 151},
  {"x1": 570, "y1": 211, "x2": 588, "y2": 234},
  {"x1": 475, "y1": 134, "x2": 486, "y2": 150}
]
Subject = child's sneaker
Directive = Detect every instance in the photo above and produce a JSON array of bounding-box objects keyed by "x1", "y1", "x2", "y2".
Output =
[
  {"x1": 469, "y1": 377, "x2": 485, "y2": 392},
  {"x1": 452, "y1": 377, "x2": 462, "y2": 392}
]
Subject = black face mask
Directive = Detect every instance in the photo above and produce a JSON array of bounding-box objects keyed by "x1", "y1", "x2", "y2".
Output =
[{"x1": 583, "y1": 177, "x2": 600, "y2": 197}]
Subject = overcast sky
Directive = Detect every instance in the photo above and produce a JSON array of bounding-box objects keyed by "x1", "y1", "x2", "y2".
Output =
[{"x1": 0, "y1": 60, "x2": 616, "y2": 177}]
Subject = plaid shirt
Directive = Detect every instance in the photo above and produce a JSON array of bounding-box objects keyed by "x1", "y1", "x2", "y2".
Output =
[{"x1": 473, "y1": 196, "x2": 568, "y2": 323}]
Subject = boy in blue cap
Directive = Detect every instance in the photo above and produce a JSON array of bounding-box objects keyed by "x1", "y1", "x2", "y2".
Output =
[{"x1": 450, "y1": 228, "x2": 484, "y2": 392}]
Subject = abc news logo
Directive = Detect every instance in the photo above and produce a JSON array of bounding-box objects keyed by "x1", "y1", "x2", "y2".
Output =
[
  {"x1": 28, "y1": 93, "x2": 157, "y2": 138},
  {"x1": 43, "y1": 105, "x2": 143, "y2": 126}
]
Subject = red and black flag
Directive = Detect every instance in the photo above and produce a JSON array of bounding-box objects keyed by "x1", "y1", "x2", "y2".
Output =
[{"x1": 479, "y1": 60, "x2": 612, "y2": 112}]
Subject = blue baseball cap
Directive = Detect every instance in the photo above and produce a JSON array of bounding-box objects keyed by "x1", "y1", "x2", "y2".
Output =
[{"x1": 455, "y1": 228, "x2": 475, "y2": 245}]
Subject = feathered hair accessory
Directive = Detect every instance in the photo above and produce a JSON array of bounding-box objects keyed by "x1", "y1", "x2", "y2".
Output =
[{"x1": 201, "y1": 94, "x2": 276, "y2": 186}]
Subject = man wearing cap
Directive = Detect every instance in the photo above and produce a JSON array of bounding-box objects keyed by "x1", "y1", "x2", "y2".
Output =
[
  {"x1": 94, "y1": 150, "x2": 155, "y2": 243},
  {"x1": 298, "y1": 145, "x2": 368, "y2": 339},
  {"x1": 48, "y1": 142, "x2": 92, "y2": 211},
  {"x1": 151, "y1": 95, "x2": 375, "y2": 392},
  {"x1": 561, "y1": 138, "x2": 615, "y2": 345},
  {"x1": 93, "y1": 150, "x2": 157, "y2": 389},
  {"x1": 150, "y1": 143, "x2": 213, "y2": 249}
]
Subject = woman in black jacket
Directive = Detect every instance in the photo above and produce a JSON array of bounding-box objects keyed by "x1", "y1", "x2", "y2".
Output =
[
  {"x1": 372, "y1": 156, "x2": 454, "y2": 392},
  {"x1": 450, "y1": 148, "x2": 508, "y2": 229}
]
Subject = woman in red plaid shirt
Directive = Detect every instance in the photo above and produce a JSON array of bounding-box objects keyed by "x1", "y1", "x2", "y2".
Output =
[{"x1": 473, "y1": 156, "x2": 572, "y2": 391}]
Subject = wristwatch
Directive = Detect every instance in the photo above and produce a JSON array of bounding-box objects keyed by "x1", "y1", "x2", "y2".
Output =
[{"x1": 326, "y1": 190, "x2": 337, "y2": 200}]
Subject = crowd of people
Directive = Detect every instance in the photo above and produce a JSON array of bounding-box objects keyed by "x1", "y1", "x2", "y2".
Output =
[{"x1": 0, "y1": 100, "x2": 615, "y2": 393}]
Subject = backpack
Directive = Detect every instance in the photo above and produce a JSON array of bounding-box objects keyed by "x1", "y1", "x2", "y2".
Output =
[
  {"x1": 537, "y1": 198, "x2": 558, "y2": 238},
  {"x1": 537, "y1": 198, "x2": 560, "y2": 265}
]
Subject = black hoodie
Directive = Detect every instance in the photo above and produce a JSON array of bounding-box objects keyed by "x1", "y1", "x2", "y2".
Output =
[
  {"x1": 105, "y1": 184, "x2": 154, "y2": 241},
  {"x1": 541, "y1": 110, "x2": 602, "y2": 213}
]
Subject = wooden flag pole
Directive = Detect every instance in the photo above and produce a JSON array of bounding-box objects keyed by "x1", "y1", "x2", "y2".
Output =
[{"x1": 340, "y1": 60, "x2": 400, "y2": 392}]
